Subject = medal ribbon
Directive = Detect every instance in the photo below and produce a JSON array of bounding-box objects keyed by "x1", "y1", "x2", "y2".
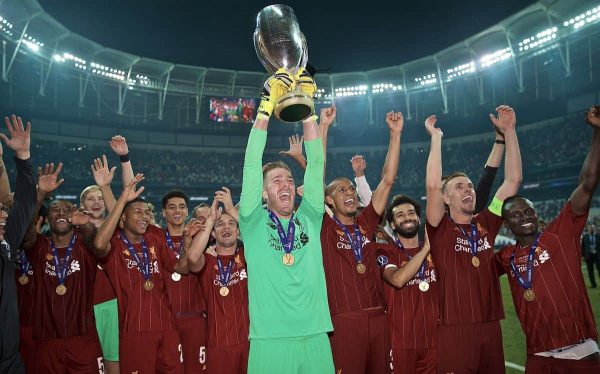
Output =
[
  {"x1": 452, "y1": 219, "x2": 478, "y2": 258},
  {"x1": 268, "y1": 210, "x2": 295, "y2": 255},
  {"x1": 216, "y1": 248, "x2": 239, "y2": 287},
  {"x1": 165, "y1": 230, "x2": 182, "y2": 258},
  {"x1": 510, "y1": 233, "x2": 541, "y2": 290},
  {"x1": 119, "y1": 233, "x2": 151, "y2": 281},
  {"x1": 393, "y1": 238, "x2": 426, "y2": 281},
  {"x1": 19, "y1": 250, "x2": 31, "y2": 277},
  {"x1": 332, "y1": 216, "x2": 364, "y2": 264},
  {"x1": 50, "y1": 234, "x2": 77, "y2": 286}
]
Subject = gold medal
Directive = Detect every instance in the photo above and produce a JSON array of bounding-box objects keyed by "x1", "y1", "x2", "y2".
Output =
[
  {"x1": 418, "y1": 281, "x2": 430, "y2": 292},
  {"x1": 524, "y1": 289, "x2": 536, "y2": 302},
  {"x1": 18, "y1": 275, "x2": 29, "y2": 285},
  {"x1": 55, "y1": 284, "x2": 67, "y2": 296},
  {"x1": 471, "y1": 256, "x2": 480, "y2": 268},
  {"x1": 356, "y1": 263, "x2": 367, "y2": 274},
  {"x1": 219, "y1": 286, "x2": 230, "y2": 297},
  {"x1": 143, "y1": 280, "x2": 154, "y2": 291},
  {"x1": 282, "y1": 253, "x2": 295, "y2": 266},
  {"x1": 171, "y1": 272, "x2": 181, "y2": 282}
]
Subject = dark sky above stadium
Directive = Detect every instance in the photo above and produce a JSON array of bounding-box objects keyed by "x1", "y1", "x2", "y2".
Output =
[{"x1": 39, "y1": 0, "x2": 538, "y2": 73}]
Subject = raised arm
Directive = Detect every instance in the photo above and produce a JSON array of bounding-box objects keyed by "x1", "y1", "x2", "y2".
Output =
[
  {"x1": 109, "y1": 135, "x2": 134, "y2": 186},
  {"x1": 239, "y1": 70, "x2": 293, "y2": 218},
  {"x1": 318, "y1": 106, "x2": 336, "y2": 178},
  {"x1": 214, "y1": 186, "x2": 238, "y2": 222},
  {"x1": 383, "y1": 241, "x2": 431, "y2": 288},
  {"x1": 93, "y1": 174, "x2": 145, "y2": 258},
  {"x1": 474, "y1": 128, "x2": 505, "y2": 213},
  {"x1": 0, "y1": 152, "x2": 10, "y2": 205},
  {"x1": 279, "y1": 134, "x2": 307, "y2": 171},
  {"x1": 70, "y1": 206, "x2": 98, "y2": 256},
  {"x1": 489, "y1": 105, "x2": 522, "y2": 202},
  {"x1": 187, "y1": 200, "x2": 219, "y2": 272},
  {"x1": 569, "y1": 105, "x2": 600, "y2": 215},
  {"x1": 424, "y1": 115, "x2": 445, "y2": 227},
  {"x1": 371, "y1": 111, "x2": 403, "y2": 215},
  {"x1": 91, "y1": 154, "x2": 117, "y2": 212},
  {"x1": 351, "y1": 155, "x2": 373, "y2": 205},
  {"x1": 2, "y1": 115, "x2": 36, "y2": 256},
  {"x1": 301, "y1": 115, "x2": 325, "y2": 212},
  {"x1": 21, "y1": 162, "x2": 65, "y2": 251}
]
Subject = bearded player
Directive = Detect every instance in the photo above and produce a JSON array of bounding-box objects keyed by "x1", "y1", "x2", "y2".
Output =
[
  {"x1": 496, "y1": 105, "x2": 600, "y2": 373},
  {"x1": 424, "y1": 106, "x2": 522, "y2": 373},
  {"x1": 374, "y1": 195, "x2": 436, "y2": 374},
  {"x1": 188, "y1": 199, "x2": 249, "y2": 374}
]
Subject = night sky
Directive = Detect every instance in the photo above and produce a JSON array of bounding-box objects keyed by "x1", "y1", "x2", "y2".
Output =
[{"x1": 39, "y1": 0, "x2": 537, "y2": 73}]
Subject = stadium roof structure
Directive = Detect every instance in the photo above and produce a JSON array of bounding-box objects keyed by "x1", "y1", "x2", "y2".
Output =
[{"x1": 1, "y1": 0, "x2": 600, "y2": 123}]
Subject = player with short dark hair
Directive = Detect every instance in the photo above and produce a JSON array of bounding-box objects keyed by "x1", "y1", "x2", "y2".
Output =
[
  {"x1": 496, "y1": 105, "x2": 600, "y2": 372},
  {"x1": 94, "y1": 175, "x2": 190, "y2": 373},
  {"x1": 321, "y1": 111, "x2": 403, "y2": 374},
  {"x1": 20, "y1": 163, "x2": 103, "y2": 373},
  {"x1": 159, "y1": 189, "x2": 208, "y2": 373},
  {"x1": 375, "y1": 194, "x2": 437, "y2": 374}
]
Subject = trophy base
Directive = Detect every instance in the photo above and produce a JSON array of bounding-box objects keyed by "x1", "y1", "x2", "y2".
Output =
[{"x1": 274, "y1": 89, "x2": 315, "y2": 123}]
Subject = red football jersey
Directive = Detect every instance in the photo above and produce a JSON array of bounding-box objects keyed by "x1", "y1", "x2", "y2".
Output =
[
  {"x1": 374, "y1": 243, "x2": 438, "y2": 350},
  {"x1": 15, "y1": 249, "x2": 35, "y2": 327},
  {"x1": 92, "y1": 265, "x2": 116, "y2": 305},
  {"x1": 104, "y1": 225, "x2": 178, "y2": 334},
  {"x1": 27, "y1": 233, "x2": 97, "y2": 339},
  {"x1": 200, "y1": 246, "x2": 249, "y2": 348},
  {"x1": 426, "y1": 209, "x2": 504, "y2": 325},
  {"x1": 155, "y1": 229, "x2": 206, "y2": 316},
  {"x1": 496, "y1": 202, "x2": 598, "y2": 354},
  {"x1": 320, "y1": 203, "x2": 386, "y2": 316}
]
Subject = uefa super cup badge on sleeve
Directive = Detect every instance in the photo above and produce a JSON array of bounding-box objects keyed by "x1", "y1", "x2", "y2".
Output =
[{"x1": 254, "y1": 4, "x2": 315, "y2": 123}]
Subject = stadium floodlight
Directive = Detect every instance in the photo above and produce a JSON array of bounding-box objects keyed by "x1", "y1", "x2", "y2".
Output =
[
  {"x1": 447, "y1": 61, "x2": 475, "y2": 80},
  {"x1": 566, "y1": 6, "x2": 600, "y2": 30},
  {"x1": 0, "y1": 14, "x2": 14, "y2": 37},
  {"x1": 53, "y1": 54, "x2": 66, "y2": 63},
  {"x1": 371, "y1": 82, "x2": 402, "y2": 94},
  {"x1": 479, "y1": 48, "x2": 512, "y2": 68},
  {"x1": 334, "y1": 84, "x2": 368, "y2": 97},
  {"x1": 23, "y1": 40, "x2": 39, "y2": 52},
  {"x1": 414, "y1": 73, "x2": 437, "y2": 86},
  {"x1": 518, "y1": 27, "x2": 557, "y2": 52}
]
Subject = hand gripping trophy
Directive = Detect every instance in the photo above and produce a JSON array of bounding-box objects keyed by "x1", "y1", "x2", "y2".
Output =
[{"x1": 254, "y1": 5, "x2": 316, "y2": 123}]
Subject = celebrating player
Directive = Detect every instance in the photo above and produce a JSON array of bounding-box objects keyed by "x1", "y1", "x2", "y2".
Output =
[
  {"x1": 424, "y1": 105, "x2": 522, "y2": 373},
  {"x1": 239, "y1": 68, "x2": 334, "y2": 373},
  {"x1": 496, "y1": 105, "x2": 600, "y2": 372},
  {"x1": 188, "y1": 199, "x2": 249, "y2": 374}
]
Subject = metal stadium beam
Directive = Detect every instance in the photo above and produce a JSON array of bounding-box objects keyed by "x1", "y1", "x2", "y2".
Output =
[{"x1": 158, "y1": 65, "x2": 174, "y2": 121}]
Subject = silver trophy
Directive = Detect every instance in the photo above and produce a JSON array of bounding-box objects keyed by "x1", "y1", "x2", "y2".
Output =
[{"x1": 254, "y1": 5, "x2": 314, "y2": 123}]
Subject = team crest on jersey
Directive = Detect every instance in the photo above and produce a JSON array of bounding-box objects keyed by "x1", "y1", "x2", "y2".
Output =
[
  {"x1": 476, "y1": 223, "x2": 488, "y2": 237},
  {"x1": 149, "y1": 246, "x2": 157, "y2": 259},
  {"x1": 46, "y1": 253, "x2": 54, "y2": 261},
  {"x1": 426, "y1": 254, "x2": 434, "y2": 266},
  {"x1": 538, "y1": 249, "x2": 550, "y2": 263},
  {"x1": 377, "y1": 254, "x2": 389, "y2": 267},
  {"x1": 267, "y1": 217, "x2": 309, "y2": 252}
]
